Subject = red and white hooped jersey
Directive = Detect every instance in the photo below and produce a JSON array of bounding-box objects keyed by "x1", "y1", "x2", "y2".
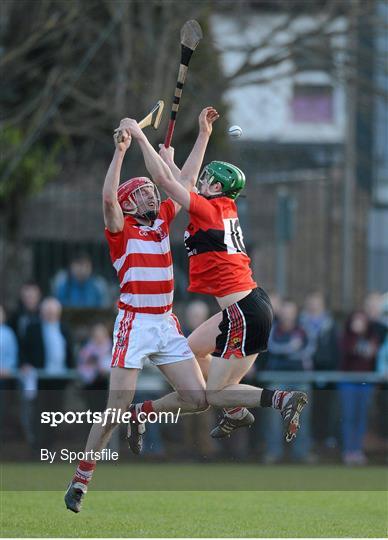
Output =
[
  {"x1": 105, "y1": 199, "x2": 176, "y2": 314},
  {"x1": 184, "y1": 192, "x2": 257, "y2": 297}
]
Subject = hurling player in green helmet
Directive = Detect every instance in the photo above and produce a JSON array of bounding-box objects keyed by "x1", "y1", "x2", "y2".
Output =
[
  {"x1": 196, "y1": 160, "x2": 246, "y2": 200},
  {"x1": 124, "y1": 108, "x2": 308, "y2": 444}
]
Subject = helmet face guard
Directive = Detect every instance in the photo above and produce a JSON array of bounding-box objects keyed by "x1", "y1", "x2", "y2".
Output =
[
  {"x1": 118, "y1": 177, "x2": 161, "y2": 221},
  {"x1": 197, "y1": 161, "x2": 246, "y2": 200},
  {"x1": 197, "y1": 168, "x2": 221, "y2": 197}
]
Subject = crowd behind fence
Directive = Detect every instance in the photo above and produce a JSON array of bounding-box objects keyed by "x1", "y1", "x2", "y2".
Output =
[{"x1": 1, "y1": 273, "x2": 387, "y2": 465}]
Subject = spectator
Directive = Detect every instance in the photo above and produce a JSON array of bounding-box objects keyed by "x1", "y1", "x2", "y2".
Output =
[
  {"x1": 53, "y1": 254, "x2": 109, "y2": 308},
  {"x1": 300, "y1": 291, "x2": 339, "y2": 450},
  {"x1": 376, "y1": 293, "x2": 388, "y2": 376},
  {"x1": 263, "y1": 299, "x2": 312, "y2": 463},
  {"x1": 339, "y1": 311, "x2": 380, "y2": 465},
  {"x1": 77, "y1": 323, "x2": 111, "y2": 412},
  {"x1": 369, "y1": 292, "x2": 388, "y2": 451},
  {"x1": 0, "y1": 305, "x2": 18, "y2": 433},
  {"x1": 0, "y1": 305, "x2": 18, "y2": 375},
  {"x1": 182, "y1": 300, "x2": 210, "y2": 336},
  {"x1": 380, "y1": 292, "x2": 388, "y2": 331},
  {"x1": 257, "y1": 291, "x2": 282, "y2": 372},
  {"x1": 21, "y1": 297, "x2": 73, "y2": 373},
  {"x1": 267, "y1": 290, "x2": 282, "y2": 323},
  {"x1": 364, "y1": 292, "x2": 386, "y2": 345},
  {"x1": 10, "y1": 281, "x2": 42, "y2": 342},
  {"x1": 376, "y1": 326, "x2": 388, "y2": 377},
  {"x1": 20, "y1": 297, "x2": 74, "y2": 451}
]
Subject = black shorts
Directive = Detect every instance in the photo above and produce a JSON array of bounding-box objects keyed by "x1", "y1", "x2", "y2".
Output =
[{"x1": 212, "y1": 287, "x2": 273, "y2": 359}]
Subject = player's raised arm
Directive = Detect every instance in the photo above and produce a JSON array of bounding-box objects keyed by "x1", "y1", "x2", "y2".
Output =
[
  {"x1": 156, "y1": 145, "x2": 182, "y2": 214},
  {"x1": 157, "y1": 106, "x2": 219, "y2": 193},
  {"x1": 102, "y1": 125, "x2": 131, "y2": 232},
  {"x1": 179, "y1": 107, "x2": 219, "y2": 190},
  {"x1": 158, "y1": 144, "x2": 181, "y2": 182},
  {"x1": 123, "y1": 118, "x2": 191, "y2": 211}
]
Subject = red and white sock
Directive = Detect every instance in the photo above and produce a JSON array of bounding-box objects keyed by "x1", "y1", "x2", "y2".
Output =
[
  {"x1": 224, "y1": 407, "x2": 249, "y2": 420},
  {"x1": 132, "y1": 400, "x2": 154, "y2": 421},
  {"x1": 140, "y1": 400, "x2": 154, "y2": 415},
  {"x1": 272, "y1": 390, "x2": 292, "y2": 410},
  {"x1": 72, "y1": 460, "x2": 96, "y2": 492}
]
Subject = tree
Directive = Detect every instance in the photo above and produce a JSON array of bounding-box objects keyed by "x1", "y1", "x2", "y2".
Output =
[
  {"x1": 0, "y1": 127, "x2": 64, "y2": 297},
  {"x1": 1, "y1": 0, "x2": 385, "y2": 305},
  {"x1": 0, "y1": 0, "x2": 228, "y2": 303},
  {"x1": 211, "y1": 0, "x2": 386, "y2": 95}
]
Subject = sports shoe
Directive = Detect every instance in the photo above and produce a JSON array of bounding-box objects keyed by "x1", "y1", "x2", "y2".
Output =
[
  {"x1": 64, "y1": 482, "x2": 86, "y2": 513},
  {"x1": 210, "y1": 410, "x2": 255, "y2": 438},
  {"x1": 127, "y1": 404, "x2": 146, "y2": 455},
  {"x1": 281, "y1": 391, "x2": 308, "y2": 442}
]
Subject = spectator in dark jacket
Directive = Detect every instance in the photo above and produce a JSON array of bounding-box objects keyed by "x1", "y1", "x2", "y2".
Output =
[
  {"x1": 300, "y1": 291, "x2": 339, "y2": 449},
  {"x1": 21, "y1": 297, "x2": 73, "y2": 372},
  {"x1": 264, "y1": 300, "x2": 312, "y2": 463},
  {"x1": 10, "y1": 281, "x2": 42, "y2": 342},
  {"x1": 20, "y1": 297, "x2": 73, "y2": 451},
  {"x1": 339, "y1": 311, "x2": 380, "y2": 465}
]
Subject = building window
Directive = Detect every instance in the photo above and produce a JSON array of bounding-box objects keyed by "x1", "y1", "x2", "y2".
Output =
[{"x1": 291, "y1": 84, "x2": 334, "y2": 123}]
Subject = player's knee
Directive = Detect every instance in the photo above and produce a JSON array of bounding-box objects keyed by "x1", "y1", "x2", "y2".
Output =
[
  {"x1": 194, "y1": 391, "x2": 209, "y2": 412},
  {"x1": 180, "y1": 389, "x2": 208, "y2": 412},
  {"x1": 205, "y1": 389, "x2": 223, "y2": 407}
]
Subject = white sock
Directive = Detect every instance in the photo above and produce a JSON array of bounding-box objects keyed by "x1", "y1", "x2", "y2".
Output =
[{"x1": 223, "y1": 407, "x2": 249, "y2": 420}]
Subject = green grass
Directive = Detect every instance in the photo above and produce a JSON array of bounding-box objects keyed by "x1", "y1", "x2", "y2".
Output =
[
  {"x1": 2, "y1": 463, "x2": 387, "y2": 491},
  {"x1": 1, "y1": 465, "x2": 387, "y2": 537},
  {"x1": 1, "y1": 490, "x2": 387, "y2": 537}
]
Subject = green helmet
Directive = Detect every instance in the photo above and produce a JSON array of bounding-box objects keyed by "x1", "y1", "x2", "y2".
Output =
[{"x1": 198, "y1": 161, "x2": 246, "y2": 200}]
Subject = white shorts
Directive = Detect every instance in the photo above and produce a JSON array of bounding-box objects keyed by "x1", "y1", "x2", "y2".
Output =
[{"x1": 111, "y1": 310, "x2": 194, "y2": 369}]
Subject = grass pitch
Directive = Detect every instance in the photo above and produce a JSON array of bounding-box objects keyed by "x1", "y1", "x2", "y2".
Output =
[{"x1": 1, "y1": 464, "x2": 387, "y2": 537}]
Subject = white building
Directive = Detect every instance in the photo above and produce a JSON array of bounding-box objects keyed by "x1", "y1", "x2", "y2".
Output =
[{"x1": 211, "y1": 13, "x2": 346, "y2": 144}]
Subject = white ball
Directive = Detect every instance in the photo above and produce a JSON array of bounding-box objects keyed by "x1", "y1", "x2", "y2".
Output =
[{"x1": 228, "y1": 125, "x2": 243, "y2": 139}]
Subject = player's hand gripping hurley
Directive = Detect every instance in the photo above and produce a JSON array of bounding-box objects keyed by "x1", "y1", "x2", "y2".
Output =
[
  {"x1": 114, "y1": 100, "x2": 164, "y2": 144},
  {"x1": 164, "y1": 20, "x2": 203, "y2": 148}
]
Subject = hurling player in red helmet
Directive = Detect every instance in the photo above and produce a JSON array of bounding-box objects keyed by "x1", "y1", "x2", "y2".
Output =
[
  {"x1": 121, "y1": 110, "x2": 308, "y2": 443},
  {"x1": 117, "y1": 176, "x2": 161, "y2": 222},
  {"x1": 65, "y1": 117, "x2": 214, "y2": 513}
]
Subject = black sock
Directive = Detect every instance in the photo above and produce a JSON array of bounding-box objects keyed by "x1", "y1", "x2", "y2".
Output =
[{"x1": 260, "y1": 389, "x2": 275, "y2": 408}]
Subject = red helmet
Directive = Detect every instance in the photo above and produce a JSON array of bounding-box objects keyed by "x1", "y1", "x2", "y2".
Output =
[{"x1": 117, "y1": 177, "x2": 161, "y2": 221}]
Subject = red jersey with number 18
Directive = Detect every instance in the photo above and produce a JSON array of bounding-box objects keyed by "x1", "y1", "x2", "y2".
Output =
[{"x1": 184, "y1": 192, "x2": 257, "y2": 297}]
